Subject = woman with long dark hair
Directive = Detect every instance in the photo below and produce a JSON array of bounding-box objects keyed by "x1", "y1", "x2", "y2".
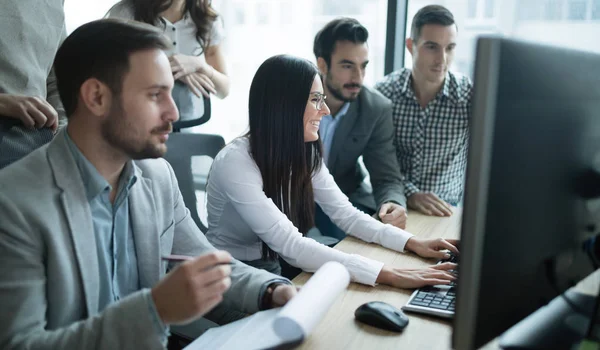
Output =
[
  {"x1": 107, "y1": 0, "x2": 229, "y2": 121},
  {"x1": 206, "y1": 55, "x2": 458, "y2": 288}
]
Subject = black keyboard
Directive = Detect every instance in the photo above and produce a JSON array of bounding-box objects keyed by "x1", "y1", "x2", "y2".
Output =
[
  {"x1": 408, "y1": 286, "x2": 456, "y2": 313},
  {"x1": 402, "y1": 252, "x2": 459, "y2": 318}
]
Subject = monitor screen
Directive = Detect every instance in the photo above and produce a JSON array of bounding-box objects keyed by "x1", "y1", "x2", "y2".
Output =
[{"x1": 452, "y1": 37, "x2": 600, "y2": 349}]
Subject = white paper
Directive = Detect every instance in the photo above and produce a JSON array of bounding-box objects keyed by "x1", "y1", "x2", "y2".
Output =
[
  {"x1": 185, "y1": 261, "x2": 350, "y2": 350},
  {"x1": 272, "y1": 261, "x2": 350, "y2": 341}
]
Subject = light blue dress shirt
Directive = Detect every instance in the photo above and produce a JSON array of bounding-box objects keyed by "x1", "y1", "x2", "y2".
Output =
[
  {"x1": 320, "y1": 102, "x2": 350, "y2": 166},
  {"x1": 63, "y1": 133, "x2": 171, "y2": 344},
  {"x1": 64, "y1": 132, "x2": 140, "y2": 311}
]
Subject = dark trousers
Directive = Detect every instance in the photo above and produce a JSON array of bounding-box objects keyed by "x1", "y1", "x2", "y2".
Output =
[{"x1": 0, "y1": 118, "x2": 53, "y2": 169}]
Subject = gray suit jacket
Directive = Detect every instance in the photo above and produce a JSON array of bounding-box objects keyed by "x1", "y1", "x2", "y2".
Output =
[
  {"x1": 327, "y1": 85, "x2": 406, "y2": 211},
  {"x1": 0, "y1": 131, "x2": 284, "y2": 350}
]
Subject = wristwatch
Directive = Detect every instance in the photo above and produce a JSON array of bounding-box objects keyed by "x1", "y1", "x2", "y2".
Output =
[{"x1": 261, "y1": 282, "x2": 284, "y2": 310}]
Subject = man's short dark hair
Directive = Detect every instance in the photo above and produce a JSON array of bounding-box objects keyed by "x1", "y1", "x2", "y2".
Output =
[
  {"x1": 410, "y1": 5, "x2": 456, "y2": 42},
  {"x1": 54, "y1": 19, "x2": 171, "y2": 117},
  {"x1": 313, "y1": 17, "x2": 369, "y2": 67}
]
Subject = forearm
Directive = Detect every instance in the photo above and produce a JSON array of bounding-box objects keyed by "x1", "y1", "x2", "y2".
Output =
[
  {"x1": 203, "y1": 46, "x2": 229, "y2": 99},
  {"x1": 205, "y1": 65, "x2": 230, "y2": 99}
]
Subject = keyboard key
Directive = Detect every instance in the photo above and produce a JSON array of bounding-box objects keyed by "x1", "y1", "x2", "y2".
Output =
[
  {"x1": 429, "y1": 304, "x2": 449, "y2": 310},
  {"x1": 410, "y1": 301, "x2": 432, "y2": 307}
]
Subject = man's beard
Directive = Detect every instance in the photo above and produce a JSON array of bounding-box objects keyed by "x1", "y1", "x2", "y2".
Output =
[
  {"x1": 325, "y1": 72, "x2": 361, "y2": 103},
  {"x1": 101, "y1": 99, "x2": 171, "y2": 160}
]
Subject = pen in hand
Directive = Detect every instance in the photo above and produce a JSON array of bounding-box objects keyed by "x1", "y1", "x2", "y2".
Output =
[
  {"x1": 161, "y1": 254, "x2": 194, "y2": 262},
  {"x1": 162, "y1": 254, "x2": 235, "y2": 267}
]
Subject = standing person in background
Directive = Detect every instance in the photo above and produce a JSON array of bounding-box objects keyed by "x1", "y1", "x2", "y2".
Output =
[
  {"x1": 0, "y1": 0, "x2": 66, "y2": 169},
  {"x1": 107, "y1": 0, "x2": 230, "y2": 124},
  {"x1": 375, "y1": 5, "x2": 473, "y2": 217}
]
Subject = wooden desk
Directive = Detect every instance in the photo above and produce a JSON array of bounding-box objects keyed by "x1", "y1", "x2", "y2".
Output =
[
  {"x1": 292, "y1": 210, "x2": 600, "y2": 350},
  {"x1": 291, "y1": 210, "x2": 463, "y2": 350}
]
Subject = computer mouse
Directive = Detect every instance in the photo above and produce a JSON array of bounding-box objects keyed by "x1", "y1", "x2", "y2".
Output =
[{"x1": 354, "y1": 301, "x2": 409, "y2": 332}]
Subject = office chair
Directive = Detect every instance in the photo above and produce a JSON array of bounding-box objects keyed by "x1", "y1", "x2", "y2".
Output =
[
  {"x1": 164, "y1": 95, "x2": 224, "y2": 233},
  {"x1": 165, "y1": 95, "x2": 225, "y2": 346}
]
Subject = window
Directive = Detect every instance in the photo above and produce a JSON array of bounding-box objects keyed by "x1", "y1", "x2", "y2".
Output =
[
  {"x1": 405, "y1": 0, "x2": 600, "y2": 78},
  {"x1": 568, "y1": 0, "x2": 588, "y2": 19},
  {"x1": 468, "y1": 0, "x2": 478, "y2": 18},
  {"x1": 64, "y1": 0, "x2": 119, "y2": 33},
  {"x1": 256, "y1": 2, "x2": 270, "y2": 25},
  {"x1": 544, "y1": 0, "x2": 564, "y2": 20},
  {"x1": 484, "y1": 0, "x2": 496, "y2": 18},
  {"x1": 594, "y1": 0, "x2": 600, "y2": 19},
  {"x1": 467, "y1": 0, "x2": 496, "y2": 19}
]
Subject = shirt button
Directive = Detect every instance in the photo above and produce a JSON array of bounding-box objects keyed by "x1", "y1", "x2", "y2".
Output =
[
  {"x1": 173, "y1": 41, "x2": 177, "y2": 45},
  {"x1": 172, "y1": 27, "x2": 176, "y2": 31}
]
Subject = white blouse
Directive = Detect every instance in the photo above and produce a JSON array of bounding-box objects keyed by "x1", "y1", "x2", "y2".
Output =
[
  {"x1": 105, "y1": 2, "x2": 225, "y2": 119},
  {"x1": 205, "y1": 138, "x2": 414, "y2": 286},
  {"x1": 106, "y1": 2, "x2": 224, "y2": 57}
]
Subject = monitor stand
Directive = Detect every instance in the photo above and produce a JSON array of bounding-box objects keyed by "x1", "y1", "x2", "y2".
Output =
[{"x1": 499, "y1": 290, "x2": 598, "y2": 349}]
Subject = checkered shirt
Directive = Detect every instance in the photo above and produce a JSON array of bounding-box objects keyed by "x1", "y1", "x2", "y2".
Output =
[{"x1": 375, "y1": 68, "x2": 473, "y2": 205}]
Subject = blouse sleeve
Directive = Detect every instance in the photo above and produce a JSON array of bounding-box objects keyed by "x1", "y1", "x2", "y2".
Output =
[
  {"x1": 209, "y1": 143, "x2": 384, "y2": 286},
  {"x1": 313, "y1": 162, "x2": 414, "y2": 253},
  {"x1": 208, "y1": 16, "x2": 225, "y2": 46}
]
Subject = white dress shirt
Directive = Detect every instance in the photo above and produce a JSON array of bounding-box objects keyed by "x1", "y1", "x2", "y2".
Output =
[{"x1": 205, "y1": 138, "x2": 414, "y2": 286}]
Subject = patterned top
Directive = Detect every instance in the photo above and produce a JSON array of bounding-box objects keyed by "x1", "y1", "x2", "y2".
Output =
[{"x1": 375, "y1": 68, "x2": 473, "y2": 205}]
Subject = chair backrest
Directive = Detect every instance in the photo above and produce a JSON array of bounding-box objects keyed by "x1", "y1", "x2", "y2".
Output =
[
  {"x1": 172, "y1": 94, "x2": 211, "y2": 132},
  {"x1": 164, "y1": 133, "x2": 225, "y2": 233}
]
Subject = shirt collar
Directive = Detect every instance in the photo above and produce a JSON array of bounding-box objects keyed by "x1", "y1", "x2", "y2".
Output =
[
  {"x1": 398, "y1": 68, "x2": 452, "y2": 100},
  {"x1": 398, "y1": 69, "x2": 466, "y2": 103},
  {"x1": 64, "y1": 132, "x2": 138, "y2": 201},
  {"x1": 334, "y1": 102, "x2": 351, "y2": 119},
  {"x1": 161, "y1": 11, "x2": 192, "y2": 26}
]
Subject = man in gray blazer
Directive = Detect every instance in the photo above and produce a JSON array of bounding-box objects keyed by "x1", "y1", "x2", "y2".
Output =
[
  {"x1": 0, "y1": 20, "x2": 295, "y2": 350},
  {"x1": 313, "y1": 18, "x2": 407, "y2": 240}
]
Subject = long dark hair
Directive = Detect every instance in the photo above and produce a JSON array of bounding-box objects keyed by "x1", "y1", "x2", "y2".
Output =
[
  {"x1": 248, "y1": 55, "x2": 323, "y2": 260},
  {"x1": 128, "y1": 0, "x2": 218, "y2": 53}
]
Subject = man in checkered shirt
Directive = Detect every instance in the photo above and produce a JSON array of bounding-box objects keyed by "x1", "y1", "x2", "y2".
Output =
[{"x1": 375, "y1": 5, "x2": 473, "y2": 217}]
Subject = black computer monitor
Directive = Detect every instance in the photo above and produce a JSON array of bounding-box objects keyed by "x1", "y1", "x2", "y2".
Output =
[{"x1": 452, "y1": 37, "x2": 600, "y2": 349}]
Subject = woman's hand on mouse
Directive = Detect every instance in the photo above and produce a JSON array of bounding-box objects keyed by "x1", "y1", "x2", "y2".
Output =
[
  {"x1": 376, "y1": 262, "x2": 457, "y2": 289},
  {"x1": 404, "y1": 237, "x2": 459, "y2": 260}
]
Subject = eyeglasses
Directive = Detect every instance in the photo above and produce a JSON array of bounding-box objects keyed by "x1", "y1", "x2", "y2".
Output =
[{"x1": 310, "y1": 92, "x2": 327, "y2": 111}]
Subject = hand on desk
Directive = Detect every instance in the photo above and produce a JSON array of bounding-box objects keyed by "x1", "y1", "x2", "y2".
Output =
[
  {"x1": 376, "y1": 262, "x2": 457, "y2": 289},
  {"x1": 375, "y1": 237, "x2": 459, "y2": 288},
  {"x1": 151, "y1": 250, "x2": 233, "y2": 325},
  {"x1": 407, "y1": 192, "x2": 453, "y2": 217},
  {"x1": 378, "y1": 202, "x2": 407, "y2": 229}
]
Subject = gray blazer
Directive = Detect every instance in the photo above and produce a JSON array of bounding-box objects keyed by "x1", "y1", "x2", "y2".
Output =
[
  {"x1": 0, "y1": 131, "x2": 283, "y2": 350},
  {"x1": 327, "y1": 85, "x2": 406, "y2": 211}
]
